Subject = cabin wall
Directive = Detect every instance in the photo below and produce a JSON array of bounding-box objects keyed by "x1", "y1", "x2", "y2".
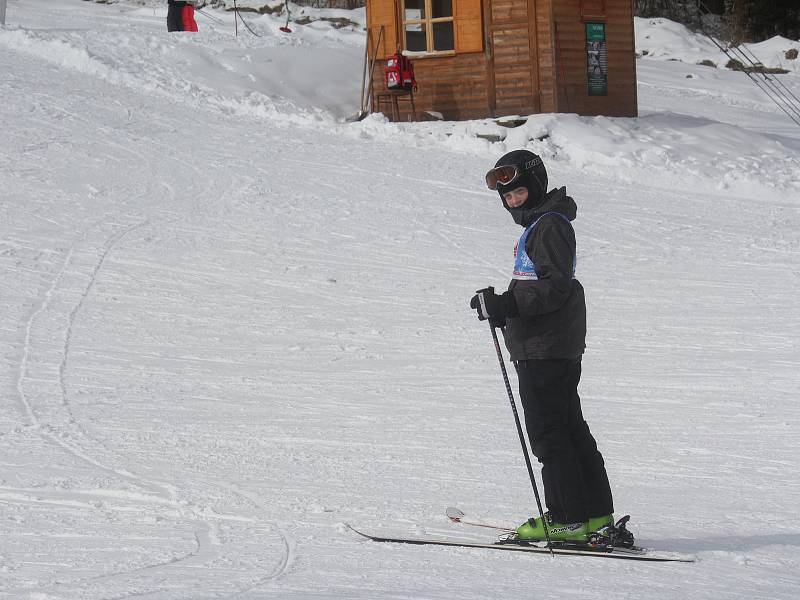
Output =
[
  {"x1": 487, "y1": 0, "x2": 537, "y2": 115},
  {"x1": 369, "y1": 53, "x2": 492, "y2": 121},
  {"x1": 365, "y1": 0, "x2": 637, "y2": 121},
  {"x1": 551, "y1": 0, "x2": 638, "y2": 116},
  {"x1": 366, "y1": 1, "x2": 398, "y2": 60},
  {"x1": 534, "y1": 0, "x2": 557, "y2": 113},
  {"x1": 367, "y1": 0, "x2": 493, "y2": 121}
]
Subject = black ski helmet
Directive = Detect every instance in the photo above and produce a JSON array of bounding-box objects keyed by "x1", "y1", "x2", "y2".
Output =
[{"x1": 492, "y1": 149, "x2": 548, "y2": 210}]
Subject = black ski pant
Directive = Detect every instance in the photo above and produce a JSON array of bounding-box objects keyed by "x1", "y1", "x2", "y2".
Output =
[
  {"x1": 515, "y1": 357, "x2": 613, "y2": 523},
  {"x1": 167, "y1": 1, "x2": 186, "y2": 32}
]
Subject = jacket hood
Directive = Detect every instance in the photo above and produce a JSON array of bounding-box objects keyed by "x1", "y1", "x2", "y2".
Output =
[{"x1": 508, "y1": 186, "x2": 577, "y2": 227}]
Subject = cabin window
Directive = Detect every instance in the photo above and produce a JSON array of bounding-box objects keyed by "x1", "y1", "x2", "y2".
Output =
[{"x1": 402, "y1": 0, "x2": 455, "y2": 54}]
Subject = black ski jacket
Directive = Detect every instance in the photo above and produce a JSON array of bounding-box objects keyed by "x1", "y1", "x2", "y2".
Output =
[{"x1": 504, "y1": 187, "x2": 587, "y2": 360}]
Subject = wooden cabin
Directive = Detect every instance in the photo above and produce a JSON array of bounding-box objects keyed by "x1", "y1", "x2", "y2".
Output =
[{"x1": 365, "y1": 0, "x2": 638, "y2": 121}]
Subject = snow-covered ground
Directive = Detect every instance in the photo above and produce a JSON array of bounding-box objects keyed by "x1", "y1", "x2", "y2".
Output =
[{"x1": 1, "y1": 1, "x2": 799, "y2": 598}]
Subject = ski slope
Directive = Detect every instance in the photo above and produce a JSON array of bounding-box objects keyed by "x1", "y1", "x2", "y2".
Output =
[{"x1": 1, "y1": 1, "x2": 799, "y2": 598}]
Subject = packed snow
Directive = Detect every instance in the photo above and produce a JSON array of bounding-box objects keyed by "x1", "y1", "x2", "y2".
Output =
[
  {"x1": 1, "y1": 1, "x2": 799, "y2": 599},
  {"x1": 635, "y1": 16, "x2": 800, "y2": 73}
]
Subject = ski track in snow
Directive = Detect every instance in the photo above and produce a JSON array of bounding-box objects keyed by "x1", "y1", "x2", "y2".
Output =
[
  {"x1": 11, "y1": 223, "x2": 216, "y2": 596},
  {"x1": 10, "y1": 210, "x2": 292, "y2": 597},
  {"x1": 1, "y1": 10, "x2": 295, "y2": 595},
  {"x1": 2, "y1": 2, "x2": 800, "y2": 599}
]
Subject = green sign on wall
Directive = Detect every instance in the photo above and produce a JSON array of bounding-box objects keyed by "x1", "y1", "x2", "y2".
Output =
[{"x1": 586, "y1": 23, "x2": 608, "y2": 96}]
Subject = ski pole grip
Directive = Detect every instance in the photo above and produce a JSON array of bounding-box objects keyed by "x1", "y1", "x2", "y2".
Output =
[{"x1": 476, "y1": 286, "x2": 494, "y2": 321}]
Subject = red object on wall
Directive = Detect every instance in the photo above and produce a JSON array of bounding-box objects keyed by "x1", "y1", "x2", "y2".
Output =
[
  {"x1": 384, "y1": 52, "x2": 417, "y2": 91},
  {"x1": 182, "y1": 5, "x2": 198, "y2": 32}
]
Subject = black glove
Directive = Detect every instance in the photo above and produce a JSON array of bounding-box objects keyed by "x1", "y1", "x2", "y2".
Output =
[{"x1": 469, "y1": 287, "x2": 518, "y2": 328}]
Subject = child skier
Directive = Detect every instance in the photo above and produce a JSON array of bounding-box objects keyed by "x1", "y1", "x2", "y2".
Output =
[{"x1": 469, "y1": 149, "x2": 623, "y2": 544}]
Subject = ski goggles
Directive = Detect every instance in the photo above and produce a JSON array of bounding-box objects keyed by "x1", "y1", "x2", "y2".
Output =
[{"x1": 485, "y1": 164, "x2": 521, "y2": 190}]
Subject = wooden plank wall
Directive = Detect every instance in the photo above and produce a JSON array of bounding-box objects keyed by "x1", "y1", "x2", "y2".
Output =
[
  {"x1": 370, "y1": 54, "x2": 492, "y2": 121},
  {"x1": 366, "y1": 0, "x2": 398, "y2": 60},
  {"x1": 534, "y1": 0, "x2": 557, "y2": 113},
  {"x1": 367, "y1": 0, "x2": 491, "y2": 121},
  {"x1": 489, "y1": 0, "x2": 536, "y2": 115},
  {"x1": 552, "y1": 0, "x2": 637, "y2": 116},
  {"x1": 605, "y1": 0, "x2": 638, "y2": 116},
  {"x1": 364, "y1": 0, "x2": 637, "y2": 121}
]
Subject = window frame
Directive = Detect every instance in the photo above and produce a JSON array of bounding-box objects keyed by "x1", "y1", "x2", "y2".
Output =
[{"x1": 401, "y1": 0, "x2": 456, "y2": 57}]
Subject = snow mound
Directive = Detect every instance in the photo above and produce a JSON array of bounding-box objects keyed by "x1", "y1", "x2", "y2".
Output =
[
  {"x1": 636, "y1": 17, "x2": 800, "y2": 73},
  {"x1": 348, "y1": 113, "x2": 800, "y2": 196},
  {"x1": 0, "y1": 20, "x2": 352, "y2": 124}
]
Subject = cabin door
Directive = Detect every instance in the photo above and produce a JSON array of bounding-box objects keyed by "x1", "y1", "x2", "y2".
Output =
[{"x1": 487, "y1": 0, "x2": 539, "y2": 115}]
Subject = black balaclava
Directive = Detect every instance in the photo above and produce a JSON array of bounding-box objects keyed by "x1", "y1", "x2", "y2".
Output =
[{"x1": 493, "y1": 150, "x2": 549, "y2": 224}]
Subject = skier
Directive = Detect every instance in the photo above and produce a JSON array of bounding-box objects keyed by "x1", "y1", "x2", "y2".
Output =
[
  {"x1": 167, "y1": 0, "x2": 198, "y2": 33},
  {"x1": 469, "y1": 150, "x2": 619, "y2": 544}
]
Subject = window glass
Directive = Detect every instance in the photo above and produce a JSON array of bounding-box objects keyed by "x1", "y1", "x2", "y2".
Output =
[
  {"x1": 432, "y1": 21, "x2": 454, "y2": 51},
  {"x1": 405, "y1": 23, "x2": 427, "y2": 52},
  {"x1": 404, "y1": 0, "x2": 425, "y2": 21},
  {"x1": 431, "y1": 0, "x2": 453, "y2": 19}
]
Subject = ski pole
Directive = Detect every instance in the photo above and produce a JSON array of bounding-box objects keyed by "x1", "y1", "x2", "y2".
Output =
[{"x1": 488, "y1": 322, "x2": 553, "y2": 554}]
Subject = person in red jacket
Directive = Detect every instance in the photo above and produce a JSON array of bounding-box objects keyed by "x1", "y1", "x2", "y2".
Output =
[
  {"x1": 182, "y1": 1, "x2": 198, "y2": 32},
  {"x1": 167, "y1": 1, "x2": 198, "y2": 33}
]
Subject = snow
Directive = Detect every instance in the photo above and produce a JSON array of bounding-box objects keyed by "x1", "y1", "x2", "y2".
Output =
[
  {"x1": 1, "y1": 1, "x2": 800, "y2": 598},
  {"x1": 635, "y1": 16, "x2": 800, "y2": 73}
]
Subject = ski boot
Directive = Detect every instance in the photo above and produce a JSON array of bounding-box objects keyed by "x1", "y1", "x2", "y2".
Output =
[
  {"x1": 587, "y1": 514, "x2": 614, "y2": 533},
  {"x1": 588, "y1": 515, "x2": 636, "y2": 548},
  {"x1": 514, "y1": 513, "x2": 588, "y2": 543}
]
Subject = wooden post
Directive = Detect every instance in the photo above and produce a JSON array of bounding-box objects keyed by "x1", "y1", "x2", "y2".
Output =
[
  {"x1": 554, "y1": 22, "x2": 570, "y2": 112},
  {"x1": 365, "y1": 26, "x2": 384, "y2": 116},
  {"x1": 358, "y1": 28, "x2": 371, "y2": 115},
  {"x1": 528, "y1": 0, "x2": 542, "y2": 113},
  {"x1": 483, "y1": 0, "x2": 496, "y2": 116}
]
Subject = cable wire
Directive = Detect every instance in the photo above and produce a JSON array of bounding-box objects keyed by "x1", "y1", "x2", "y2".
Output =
[
  {"x1": 231, "y1": 0, "x2": 263, "y2": 37},
  {"x1": 693, "y1": 0, "x2": 800, "y2": 128}
]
